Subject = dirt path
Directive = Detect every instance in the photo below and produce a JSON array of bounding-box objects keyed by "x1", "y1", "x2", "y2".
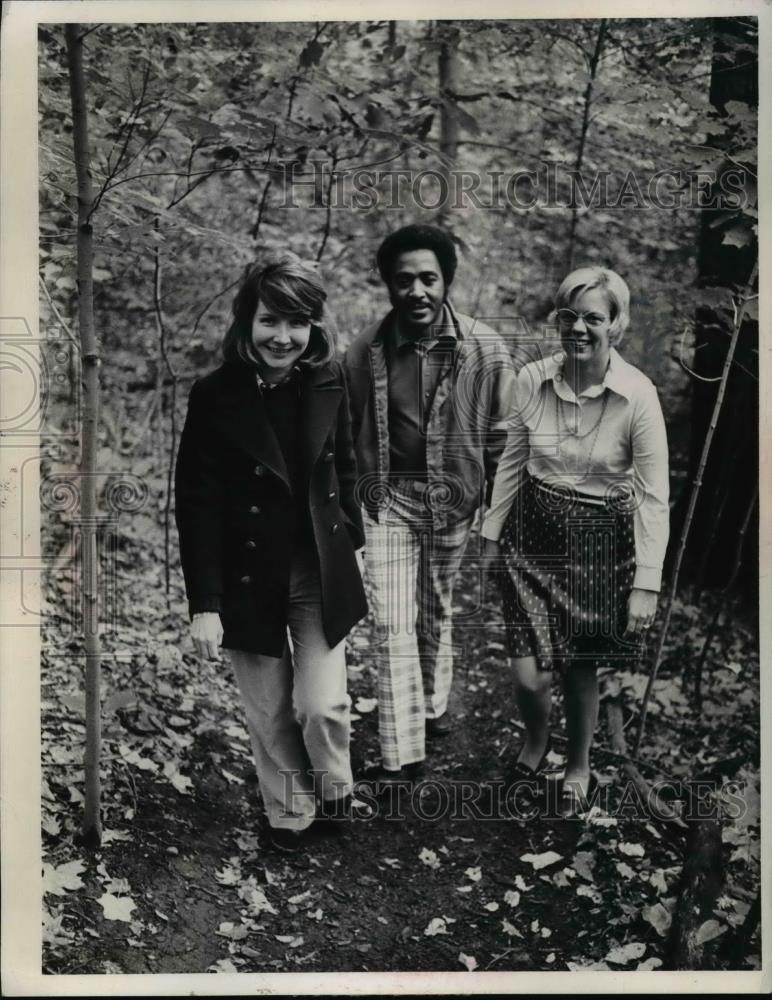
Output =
[{"x1": 41, "y1": 534, "x2": 761, "y2": 975}]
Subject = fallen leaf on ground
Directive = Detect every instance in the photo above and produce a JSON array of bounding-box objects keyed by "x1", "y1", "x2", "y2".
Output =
[
  {"x1": 695, "y1": 919, "x2": 727, "y2": 945},
  {"x1": 355, "y1": 697, "x2": 377, "y2": 713},
  {"x1": 618, "y1": 842, "x2": 645, "y2": 858},
  {"x1": 459, "y1": 952, "x2": 478, "y2": 971},
  {"x1": 163, "y1": 761, "x2": 193, "y2": 795},
  {"x1": 101, "y1": 829, "x2": 132, "y2": 845},
  {"x1": 521, "y1": 851, "x2": 562, "y2": 871},
  {"x1": 571, "y1": 852, "x2": 595, "y2": 881},
  {"x1": 42, "y1": 860, "x2": 85, "y2": 897},
  {"x1": 637, "y1": 957, "x2": 663, "y2": 970},
  {"x1": 239, "y1": 880, "x2": 278, "y2": 916},
  {"x1": 215, "y1": 865, "x2": 241, "y2": 886},
  {"x1": 419, "y1": 847, "x2": 441, "y2": 869},
  {"x1": 275, "y1": 934, "x2": 304, "y2": 948},
  {"x1": 642, "y1": 902, "x2": 672, "y2": 937},
  {"x1": 216, "y1": 922, "x2": 248, "y2": 941},
  {"x1": 616, "y1": 862, "x2": 636, "y2": 880},
  {"x1": 208, "y1": 958, "x2": 239, "y2": 973},
  {"x1": 424, "y1": 917, "x2": 449, "y2": 936},
  {"x1": 605, "y1": 941, "x2": 646, "y2": 964},
  {"x1": 503, "y1": 890, "x2": 521, "y2": 907},
  {"x1": 464, "y1": 866, "x2": 482, "y2": 881},
  {"x1": 502, "y1": 918, "x2": 522, "y2": 938},
  {"x1": 484, "y1": 902, "x2": 499, "y2": 912},
  {"x1": 97, "y1": 893, "x2": 137, "y2": 923}
]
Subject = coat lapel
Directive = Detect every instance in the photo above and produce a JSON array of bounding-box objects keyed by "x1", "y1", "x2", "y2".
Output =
[
  {"x1": 301, "y1": 365, "x2": 343, "y2": 476},
  {"x1": 213, "y1": 363, "x2": 291, "y2": 488}
]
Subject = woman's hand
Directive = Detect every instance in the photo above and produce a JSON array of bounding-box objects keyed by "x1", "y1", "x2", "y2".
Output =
[
  {"x1": 625, "y1": 588, "x2": 658, "y2": 636},
  {"x1": 481, "y1": 537, "x2": 501, "y2": 573},
  {"x1": 191, "y1": 612, "x2": 223, "y2": 660}
]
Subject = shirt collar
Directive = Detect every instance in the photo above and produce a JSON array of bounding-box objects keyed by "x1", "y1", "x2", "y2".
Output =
[
  {"x1": 540, "y1": 347, "x2": 633, "y2": 402},
  {"x1": 255, "y1": 365, "x2": 301, "y2": 393},
  {"x1": 392, "y1": 302, "x2": 458, "y2": 352}
]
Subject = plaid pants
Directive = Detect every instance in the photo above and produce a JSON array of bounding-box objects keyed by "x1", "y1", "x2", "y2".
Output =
[{"x1": 364, "y1": 484, "x2": 473, "y2": 769}]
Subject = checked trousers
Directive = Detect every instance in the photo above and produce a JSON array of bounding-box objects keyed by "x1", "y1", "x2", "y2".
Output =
[{"x1": 364, "y1": 484, "x2": 473, "y2": 770}]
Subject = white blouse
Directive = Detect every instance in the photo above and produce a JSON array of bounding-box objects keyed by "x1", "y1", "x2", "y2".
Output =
[{"x1": 482, "y1": 347, "x2": 670, "y2": 592}]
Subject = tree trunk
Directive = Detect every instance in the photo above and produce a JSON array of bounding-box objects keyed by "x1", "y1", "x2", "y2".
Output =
[
  {"x1": 437, "y1": 25, "x2": 460, "y2": 223},
  {"x1": 633, "y1": 258, "x2": 757, "y2": 758},
  {"x1": 566, "y1": 20, "x2": 607, "y2": 273},
  {"x1": 667, "y1": 816, "x2": 724, "y2": 969},
  {"x1": 65, "y1": 23, "x2": 102, "y2": 847},
  {"x1": 673, "y1": 16, "x2": 758, "y2": 597}
]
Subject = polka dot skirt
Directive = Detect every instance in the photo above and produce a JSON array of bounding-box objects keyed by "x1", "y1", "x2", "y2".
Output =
[{"x1": 499, "y1": 475, "x2": 643, "y2": 673}]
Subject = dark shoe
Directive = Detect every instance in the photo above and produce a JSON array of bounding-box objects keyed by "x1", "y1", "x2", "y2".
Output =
[
  {"x1": 558, "y1": 772, "x2": 598, "y2": 820},
  {"x1": 268, "y1": 823, "x2": 317, "y2": 853},
  {"x1": 513, "y1": 733, "x2": 552, "y2": 776},
  {"x1": 425, "y1": 714, "x2": 452, "y2": 739},
  {"x1": 506, "y1": 736, "x2": 552, "y2": 819}
]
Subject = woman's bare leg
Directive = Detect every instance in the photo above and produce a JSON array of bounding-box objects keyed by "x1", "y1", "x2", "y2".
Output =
[
  {"x1": 562, "y1": 664, "x2": 599, "y2": 794},
  {"x1": 511, "y1": 655, "x2": 552, "y2": 769}
]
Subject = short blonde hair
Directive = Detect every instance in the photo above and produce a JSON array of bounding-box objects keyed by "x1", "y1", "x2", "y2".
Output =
[{"x1": 554, "y1": 266, "x2": 631, "y2": 343}]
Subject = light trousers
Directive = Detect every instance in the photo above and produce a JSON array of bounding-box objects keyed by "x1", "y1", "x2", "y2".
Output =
[
  {"x1": 229, "y1": 550, "x2": 353, "y2": 831},
  {"x1": 364, "y1": 486, "x2": 473, "y2": 769}
]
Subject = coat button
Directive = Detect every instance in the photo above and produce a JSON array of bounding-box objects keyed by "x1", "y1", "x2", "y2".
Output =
[
  {"x1": 240, "y1": 575, "x2": 252, "y2": 584},
  {"x1": 249, "y1": 505, "x2": 261, "y2": 514},
  {"x1": 330, "y1": 523, "x2": 339, "y2": 535},
  {"x1": 254, "y1": 464, "x2": 266, "y2": 476},
  {"x1": 246, "y1": 540, "x2": 256, "y2": 549},
  {"x1": 324, "y1": 451, "x2": 334, "y2": 463},
  {"x1": 327, "y1": 490, "x2": 336, "y2": 501}
]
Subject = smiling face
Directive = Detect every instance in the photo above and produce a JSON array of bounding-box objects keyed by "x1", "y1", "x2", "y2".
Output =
[
  {"x1": 557, "y1": 287, "x2": 615, "y2": 369},
  {"x1": 251, "y1": 300, "x2": 312, "y2": 381},
  {"x1": 388, "y1": 249, "x2": 447, "y2": 332}
]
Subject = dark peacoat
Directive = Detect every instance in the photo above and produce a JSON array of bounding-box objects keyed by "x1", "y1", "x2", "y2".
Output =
[{"x1": 175, "y1": 358, "x2": 368, "y2": 656}]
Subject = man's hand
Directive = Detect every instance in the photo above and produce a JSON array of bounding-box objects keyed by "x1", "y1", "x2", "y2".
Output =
[
  {"x1": 191, "y1": 612, "x2": 223, "y2": 660},
  {"x1": 625, "y1": 587, "x2": 658, "y2": 636},
  {"x1": 481, "y1": 537, "x2": 501, "y2": 573}
]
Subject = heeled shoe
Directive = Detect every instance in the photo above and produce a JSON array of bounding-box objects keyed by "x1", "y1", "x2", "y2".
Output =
[
  {"x1": 511, "y1": 734, "x2": 552, "y2": 780},
  {"x1": 558, "y1": 772, "x2": 598, "y2": 820},
  {"x1": 507, "y1": 736, "x2": 551, "y2": 818}
]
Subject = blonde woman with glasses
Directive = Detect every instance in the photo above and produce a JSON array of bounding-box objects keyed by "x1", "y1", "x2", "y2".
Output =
[{"x1": 482, "y1": 266, "x2": 670, "y2": 819}]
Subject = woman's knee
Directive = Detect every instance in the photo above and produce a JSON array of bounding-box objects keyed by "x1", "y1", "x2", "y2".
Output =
[{"x1": 512, "y1": 656, "x2": 551, "y2": 696}]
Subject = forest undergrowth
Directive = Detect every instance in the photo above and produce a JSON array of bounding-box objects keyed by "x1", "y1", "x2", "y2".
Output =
[{"x1": 40, "y1": 503, "x2": 760, "y2": 975}]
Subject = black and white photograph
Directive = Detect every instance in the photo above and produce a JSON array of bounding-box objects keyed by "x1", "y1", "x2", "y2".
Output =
[{"x1": 0, "y1": 0, "x2": 768, "y2": 993}]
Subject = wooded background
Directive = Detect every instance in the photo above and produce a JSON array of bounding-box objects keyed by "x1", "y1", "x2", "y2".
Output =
[
  {"x1": 39, "y1": 16, "x2": 759, "y2": 592},
  {"x1": 37, "y1": 16, "x2": 760, "y2": 975}
]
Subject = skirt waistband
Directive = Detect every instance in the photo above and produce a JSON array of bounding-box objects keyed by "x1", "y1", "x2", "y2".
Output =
[{"x1": 530, "y1": 476, "x2": 632, "y2": 509}]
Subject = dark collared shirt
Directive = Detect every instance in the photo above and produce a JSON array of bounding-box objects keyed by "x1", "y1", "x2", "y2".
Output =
[{"x1": 385, "y1": 307, "x2": 457, "y2": 478}]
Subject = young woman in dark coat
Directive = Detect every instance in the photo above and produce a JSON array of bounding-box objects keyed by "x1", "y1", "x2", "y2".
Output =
[{"x1": 175, "y1": 252, "x2": 368, "y2": 851}]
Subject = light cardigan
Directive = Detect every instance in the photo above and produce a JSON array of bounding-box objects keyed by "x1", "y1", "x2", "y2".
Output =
[{"x1": 481, "y1": 347, "x2": 670, "y2": 592}]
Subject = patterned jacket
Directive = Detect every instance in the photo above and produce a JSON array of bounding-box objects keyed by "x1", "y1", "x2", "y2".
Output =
[{"x1": 343, "y1": 302, "x2": 516, "y2": 527}]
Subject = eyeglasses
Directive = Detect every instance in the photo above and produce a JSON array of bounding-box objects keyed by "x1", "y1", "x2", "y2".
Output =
[{"x1": 555, "y1": 308, "x2": 608, "y2": 329}]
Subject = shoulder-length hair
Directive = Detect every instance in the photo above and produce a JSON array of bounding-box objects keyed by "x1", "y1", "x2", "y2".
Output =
[
  {"x1": 222, "y1": 251, "x2": 336, "y2": 367},
  {"x1": 554, "y1": 266, "x2": 631, "y2": 344}
]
